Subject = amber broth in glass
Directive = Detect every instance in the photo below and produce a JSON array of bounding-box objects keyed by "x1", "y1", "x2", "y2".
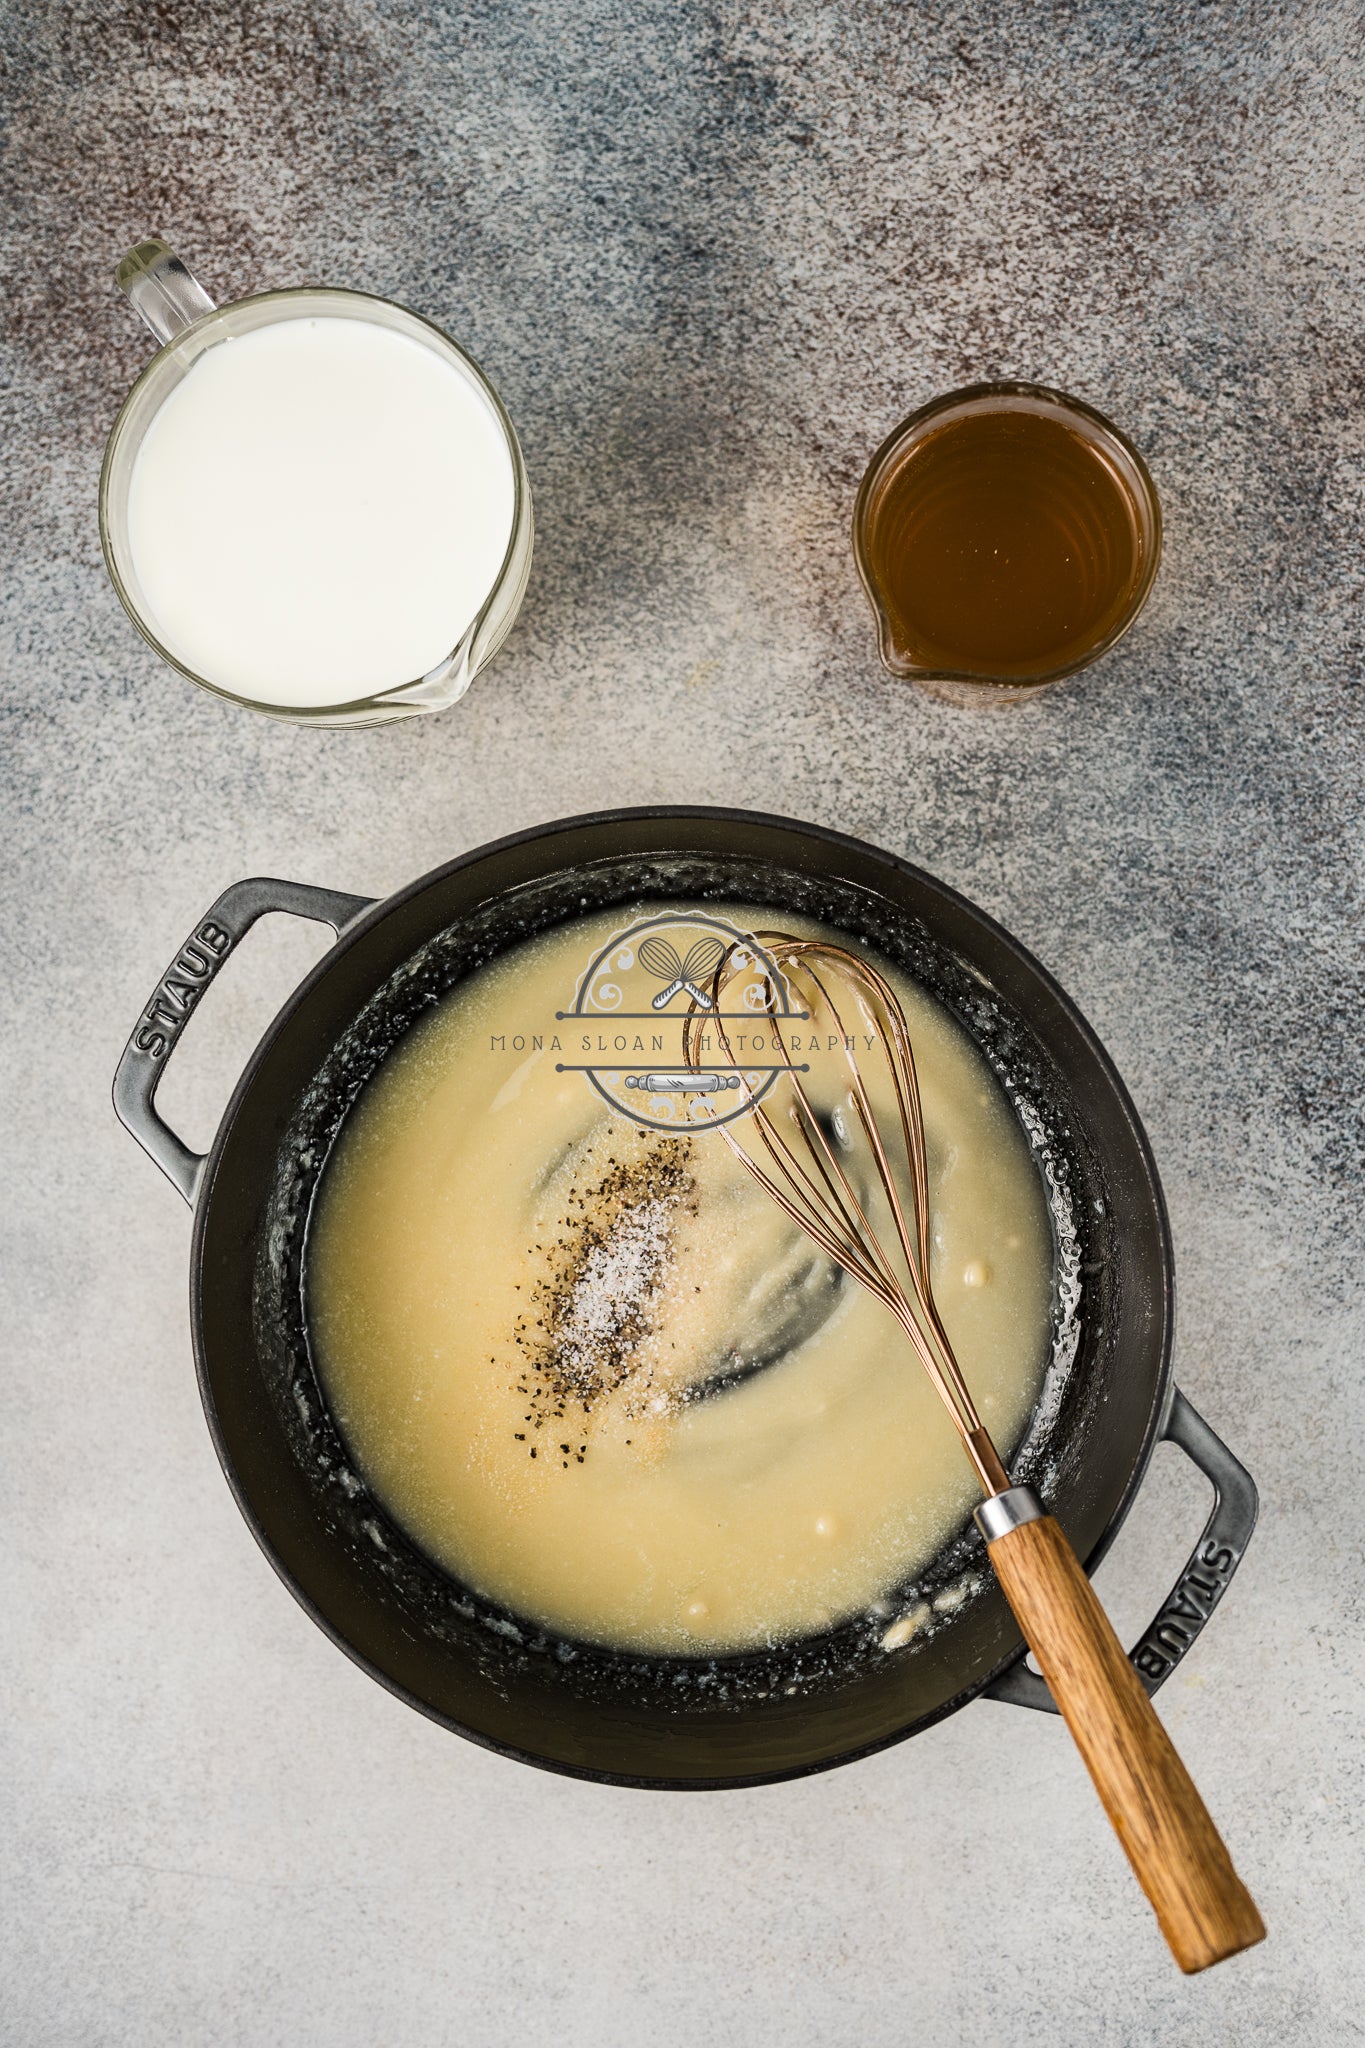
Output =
[{"x1": 860, "y1": 406, "x2": 1147, "y2": 683}]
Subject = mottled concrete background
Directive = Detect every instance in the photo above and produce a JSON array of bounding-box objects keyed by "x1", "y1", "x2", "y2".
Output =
[{"x1": 2, "y1": 2, "x2": 1363, "y2": 2042}]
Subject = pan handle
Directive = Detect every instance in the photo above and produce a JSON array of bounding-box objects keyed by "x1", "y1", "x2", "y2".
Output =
[
  {"x1": 112, "y1": 876, "x2": 375, "y2": 1205},
  {"x1": 987, "y1": 1388, "x2": 1258, "y2": 1712}
]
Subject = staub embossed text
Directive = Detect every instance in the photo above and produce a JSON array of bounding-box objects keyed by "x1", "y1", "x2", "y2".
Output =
[{"x1": 133, "y1": 920, "x2": 232, "y2": 1056}]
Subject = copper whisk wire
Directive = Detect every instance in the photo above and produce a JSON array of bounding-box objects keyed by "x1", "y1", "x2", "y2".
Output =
[{"x1": 682, "y1": 934, "x2": 1010, "y2": 1496}]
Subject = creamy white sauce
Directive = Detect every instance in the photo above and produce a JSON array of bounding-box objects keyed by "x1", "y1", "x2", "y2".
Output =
[
  {"x1": 126, "y1": 316, "x2": 515, "y2": 706},
  {"x1": 308, "y1": 906, "x2": 1055, "y2": 1654}
]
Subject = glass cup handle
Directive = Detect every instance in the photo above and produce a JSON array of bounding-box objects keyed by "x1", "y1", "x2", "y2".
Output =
[{"x1": 115, "y1": 238, "x2": 216, "y2": 346}]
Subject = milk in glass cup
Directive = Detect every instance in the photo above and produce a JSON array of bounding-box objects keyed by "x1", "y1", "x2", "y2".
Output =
[{"x1": 100, "y1": 241, "x2": 533, "y2": 725}]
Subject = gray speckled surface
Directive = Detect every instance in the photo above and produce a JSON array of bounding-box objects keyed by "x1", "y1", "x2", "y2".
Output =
[{"x1": 3, "y1": 2, "x2": 1363, "y2": 2040}]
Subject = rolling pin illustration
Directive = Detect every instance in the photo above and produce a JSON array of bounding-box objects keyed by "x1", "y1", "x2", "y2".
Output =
[{"x1": 624, "y1": 1072, "x2": 743, "y2": 1093}]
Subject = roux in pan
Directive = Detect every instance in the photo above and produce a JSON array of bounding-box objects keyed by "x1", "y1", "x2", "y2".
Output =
[{"x1": 307, "y1": 906, "x2": 1054, "y2": 1654}]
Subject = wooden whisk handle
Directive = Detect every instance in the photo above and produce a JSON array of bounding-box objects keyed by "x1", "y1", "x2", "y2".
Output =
[{"x1": 978, "y1": 1489, "x2": 1265, "y2": 1974}]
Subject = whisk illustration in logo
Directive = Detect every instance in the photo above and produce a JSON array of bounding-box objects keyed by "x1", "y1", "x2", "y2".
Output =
[{"x1": 557, "y1": 911, "x2": 805, "y2": 1132}]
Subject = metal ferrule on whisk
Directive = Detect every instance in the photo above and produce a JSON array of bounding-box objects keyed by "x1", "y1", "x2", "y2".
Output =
[{"x1": 975, "y1": 1485, "x2": 1047, "y2": 1541}]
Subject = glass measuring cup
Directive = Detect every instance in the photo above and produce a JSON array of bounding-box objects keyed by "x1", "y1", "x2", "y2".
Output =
[
  {"x1": 852, "y1": 381, "x2": 1161, "y2": 707},
  {"x1": 100, "y1": 240, "x2": 534, "y2": 726}
]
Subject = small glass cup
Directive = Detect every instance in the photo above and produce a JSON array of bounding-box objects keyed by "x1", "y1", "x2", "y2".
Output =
[
  {"x1": 852, "y1": 380, "x2": 1161, "y2": 707},
  {"x1": 100, "y1": 240, "x2": 534, "y2": 726}
]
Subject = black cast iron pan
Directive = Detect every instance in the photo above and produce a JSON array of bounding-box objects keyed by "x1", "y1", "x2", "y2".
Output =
[{"x1": 113, "y1": 808, "x2": 1257, "y2": 1787}]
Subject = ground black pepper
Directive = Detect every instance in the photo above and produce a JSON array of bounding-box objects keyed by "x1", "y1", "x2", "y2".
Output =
[{"x1": 511, "y1": 1131, "x2": 697, "y2": 1454}]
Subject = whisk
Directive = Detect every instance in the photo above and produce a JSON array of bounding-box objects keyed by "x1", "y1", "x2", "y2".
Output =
[{"x1": 683, "y1": 934, "x2": 1264, "y2": 1975}]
